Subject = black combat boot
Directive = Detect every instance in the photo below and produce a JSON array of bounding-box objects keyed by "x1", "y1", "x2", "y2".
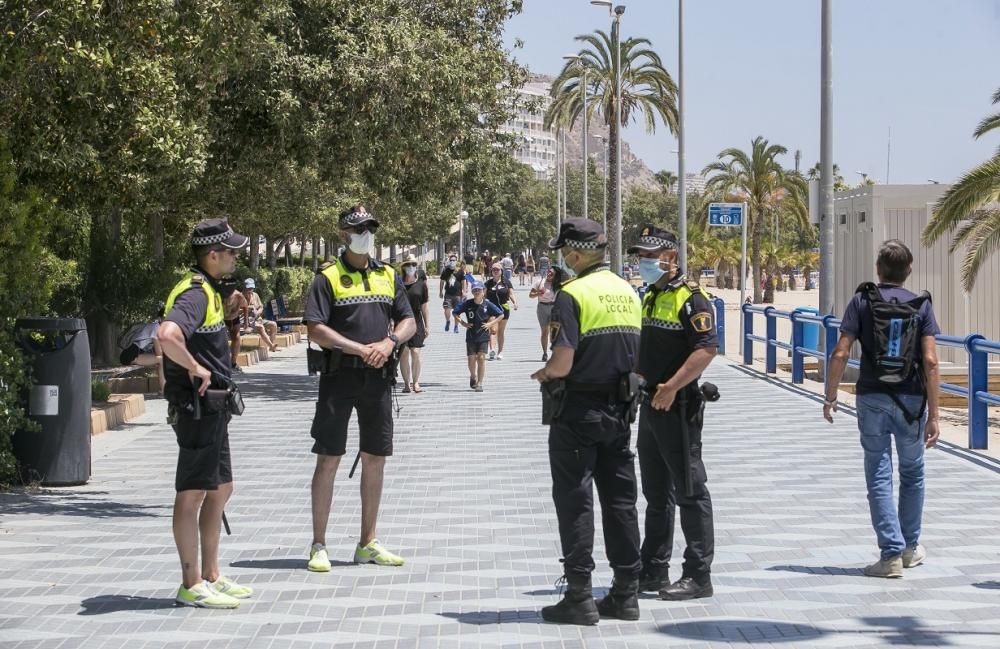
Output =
[
  {"x1": 659, "y1": 575, "x2": 713, "y2": 601},
  {"x1": 596, "y1": 572, "x2": 640, "y2": 620},
  {"x1": 638, "y1": 564, "x2": 670, "y2": 593},
  {"x1": 541, "y1": 575, "x2": 599, "y2": 625}
]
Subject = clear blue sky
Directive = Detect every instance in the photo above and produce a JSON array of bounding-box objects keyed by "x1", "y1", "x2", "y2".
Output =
[{"x1": 503, "y1": 0, "x2": 1000, "y2": 184}]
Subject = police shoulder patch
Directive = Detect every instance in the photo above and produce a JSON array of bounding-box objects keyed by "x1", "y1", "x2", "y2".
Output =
[
  {"x1": 549, "y1": 321, "x2": 561, "y2": 337},
  {"x1": 691, "y1": 311, "x2": 713, "y2": 333},
  {"x1": 318, "y1": 261, "x2": 334, "y2": 273},
  {"x1": 190, "y1": 274, "x2": 204, "y2": 285},
  {"x1": 340, "y1": 275, "x2": 353, "y2": 288}
]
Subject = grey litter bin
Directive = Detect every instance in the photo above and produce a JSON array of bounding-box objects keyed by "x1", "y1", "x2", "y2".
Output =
[{"x1": 13, "y1": 318, "x2": 92, "y2": 486}]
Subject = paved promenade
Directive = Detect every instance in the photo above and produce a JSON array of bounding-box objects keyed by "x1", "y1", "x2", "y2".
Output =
[{"x1": 3, "y1": 285, "x2": 1000, "y2": 648}]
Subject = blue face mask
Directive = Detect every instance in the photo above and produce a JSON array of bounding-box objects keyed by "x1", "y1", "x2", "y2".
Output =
[{"x1": 638, "y1": 257, "x2": 668, "y2": 285}]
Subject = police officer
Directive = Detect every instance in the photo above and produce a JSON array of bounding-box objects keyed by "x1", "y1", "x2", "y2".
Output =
[
  {"x1": 303, "y1": 205, "x2": 415, "y2": 572},
  {"x1": 629, "y1": 225, "x2": 718, "y2": 600},
  {"x1": 158, "y1": 218, "x2": 253, "y2": 609},
  {"x1": 531, "y1": 218, "x2": 643, "y2": 625}
]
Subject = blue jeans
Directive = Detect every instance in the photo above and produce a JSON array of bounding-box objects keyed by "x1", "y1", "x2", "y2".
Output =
[{"x1": 856, "y1": 392, "x2": 926, "y2": 559}]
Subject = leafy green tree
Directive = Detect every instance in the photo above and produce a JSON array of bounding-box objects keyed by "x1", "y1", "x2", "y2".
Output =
[{"x1": 923, "y1": 88, "x2": 1000, "y2": 291}]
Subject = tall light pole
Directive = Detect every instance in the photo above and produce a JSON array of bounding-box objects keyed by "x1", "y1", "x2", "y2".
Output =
[
  {"x1": 819, "y1": 0, "x2": 834, "y2": 323},
  {"x1": 458, "y1": 209, "x2": 469, "y2": 262},
  {"x1": 592, "y1": 1, "x2": 625, "y2": 272},
  {"x1": 564, "y1": 54, "x2": 592, "y2": 220},
  {"x1": 601, "y1": 135, "x2": 609, "y2": 230},
  {"x1": 677, "y1": 0, "x2": 687, "y2": 272},
  {"x1": 561, "y1": 129, "x2": 568, "y2": 218}
]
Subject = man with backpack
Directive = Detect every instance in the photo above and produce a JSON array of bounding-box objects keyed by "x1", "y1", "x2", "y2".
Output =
[{"x1": 823, "y1": 239, "x2": 941, "y2": 578}]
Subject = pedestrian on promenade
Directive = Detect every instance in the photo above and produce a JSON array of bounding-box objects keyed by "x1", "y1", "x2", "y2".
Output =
[
  {"x1": 221, "y1": 277, "x2": 249, "y2": 372},
  {"x1": 399, "y1": 254, "x2": 429, "y2": 393},
  {"x1": 501, "y1": 252, "x2": 514, "y2": 282},
  {"x1": 454, "y1": 279, "x2": 503, "y2": 392},
  {"x1": 527, "y1": 253, "x2": 536, "y2": 279},
  {"x1": 516, "y1": 252, "x2": 528, "y2": 285},
  {"x1": 824, "y1": 239, "x2": 940, "y2": 578},
  {"x1": 486, "y1": 262, "x2": 517, "y2": 360},
  {"x1": 242, "y1": 279, "x2": 278, "y2": 353},
  {"x1": 537, "y1": 252, "x2": 551, "y2": 279},
  {"x1": 157, "y1": 218, "x2": 253, "y2": 609},
  {"x1": 629, "y1": 225, "x2": 718, "y2": 600},
  {"x1": 303, "y1": 205, "x2": 416, "y2": 572},
  {"x1": 529, "y1": 266, "x2": 564, "y2": 362},
  {"x1": 439, "y1": 253, "x2": 466, "y2": 333},
  {"x1": 531, "y1": 218, "x2": 643, "y2": 625}
]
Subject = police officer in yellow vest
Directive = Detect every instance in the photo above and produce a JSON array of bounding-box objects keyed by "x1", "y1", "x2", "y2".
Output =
[
  {"x1": 531, "y1": 218, "x2": 643, "y2": 625},
  {"x1": 158, "y1": 218, "x2": 254, "y2": 609},
  {"x1": 303, "y1": 205, "x2": 415, "y2": 572},
  {"x1": 629, "y1": 225, "x2": 718, "y2": 601}
]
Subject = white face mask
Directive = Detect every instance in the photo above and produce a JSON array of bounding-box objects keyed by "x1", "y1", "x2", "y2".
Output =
[
  {"x1": 348, "y1": 231, "x2": 374, "y2": 255},
  {"x1": 404, "y1": 266, "x2": 417, "y2": 277}
]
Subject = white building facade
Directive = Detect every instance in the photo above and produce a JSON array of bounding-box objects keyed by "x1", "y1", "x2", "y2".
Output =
[{"x1": 500, "y1": 80, "x2": 557, "y2": 180}]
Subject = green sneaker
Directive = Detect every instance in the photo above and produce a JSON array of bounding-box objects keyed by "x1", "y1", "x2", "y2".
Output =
[
  {"x1": 354, "y1": 539, "x2": 405, "y2": 566},
  {"x1": 209, "y1": 575, "x2": 253, "y2": 599},
  {"x1": 308, "y1": 543, "x2": 331, "y2": 572},
  {"x1": 175, "y1": 581, "x2": 240, "y2": 609}
]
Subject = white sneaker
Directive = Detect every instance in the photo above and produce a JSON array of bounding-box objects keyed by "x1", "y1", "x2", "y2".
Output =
[
  {"x1": 496, "y1": 353, "x2": 503, "y2": 360},
  {"x1": 902, "y1": 544, "x2": 926, "y2": 568}
]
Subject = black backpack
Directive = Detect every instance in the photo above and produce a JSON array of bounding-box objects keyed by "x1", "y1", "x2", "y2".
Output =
[{"x1": 855, "y1": 282, "x2": 931, "y2": 423}]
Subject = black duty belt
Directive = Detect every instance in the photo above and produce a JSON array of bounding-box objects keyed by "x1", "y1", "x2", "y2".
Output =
[
  {"x1": 340, "y1": 355, "x2": 380, "y2": 370},
  {"x1": 565, "y1": 380, "x2": 619, "y2": 396}
]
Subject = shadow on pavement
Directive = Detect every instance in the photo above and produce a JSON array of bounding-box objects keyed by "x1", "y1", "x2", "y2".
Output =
[
  {"x1": 0, "y1": 491, "x2": 163, "y2": 520},
  {"x1": 765, "y1": 564, "x2": 864, "y2": 577},
  {"x1": 973, "y1": 580, "x2": 1000, "y2": 590},
  {"x1": 230, "y1": 558, "x2": 353, "y2": 570},
  {"x1": 438, "y1": 610, "x2": 542, "y2": 625},
  {"x1": 235, "y1": 372, "x2": 318, "y2": 402},
  {"x1": 78, "y1": 595, "x2": 177, "y2": 615}
]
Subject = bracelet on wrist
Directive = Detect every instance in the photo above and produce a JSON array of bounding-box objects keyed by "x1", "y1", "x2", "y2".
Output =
[{"x1": 824, "y1": 398, "x2": 837, "y2": 406}]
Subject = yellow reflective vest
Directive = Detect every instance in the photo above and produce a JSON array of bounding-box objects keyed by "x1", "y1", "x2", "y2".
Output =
[
  {"x1": 319, "y1": 258, "x2": 397, "y2": 305},
  {"x1": 164, "y1": 271, "x2": 225, "y2": 334},
  {"x1": 560, "y1": 268, "x2": 641, "y2": 337}
]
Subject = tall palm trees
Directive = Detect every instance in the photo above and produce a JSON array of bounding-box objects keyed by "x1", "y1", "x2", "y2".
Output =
[
  {"x1": 546, "y1": 30, "x2": 677, "y2": 274},
  {"x1": 923, "y1": 88, "x2": 1000, "y2": 291},
  {"x1": 702, "y1": 136, "x2": 808, "y2": 304},
  {"x1": 655, "y1": 170, "x2": 678, "y2": 194}
]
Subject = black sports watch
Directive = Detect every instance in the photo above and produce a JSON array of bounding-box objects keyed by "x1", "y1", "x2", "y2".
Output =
[{"x1": 388, "y1": 333, "x2": 400, "y2": 347}]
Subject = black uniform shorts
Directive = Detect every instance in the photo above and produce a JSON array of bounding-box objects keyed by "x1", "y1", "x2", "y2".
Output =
[
  {"x1": 311, "y1": 369, "x2": 393, "y2": 457},
  {"x1": 173, "y1": 410, "x2": 232, "y2": 492}
]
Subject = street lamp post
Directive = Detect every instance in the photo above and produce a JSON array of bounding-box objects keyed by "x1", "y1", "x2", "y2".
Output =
[
  {"x1": 601, "y1": 135, "x2": 608, "y2": 231},
  {"x1": 564, "y1": 53, "x2": 591, "y2": 221},
  {"x1": 591, "y1": 1, "x2": 625, "y2": 273},
  {"x1": 677, "y1": 0, "x2": 688, "y2": 272},
  {"x1": 458, "y1": 210, "x2": 469, "y2": 262}
]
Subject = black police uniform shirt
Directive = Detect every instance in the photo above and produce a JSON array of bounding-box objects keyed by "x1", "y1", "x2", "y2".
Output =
[
  {"x1": 637, "y1": 278, "x2": 719, "y2": 387},
  {"x1": 304, "y1": 254, "x2": 414, "y2": 345},
  {"x1": 485, "y1": 277, "x2": 514, "y2": 308},
  {"x1": 453, "y1": 298, "x2": 503, "y2": 343},
  {"x1": 440, "y1": 268, "x2": 466, "y2": 297},
  {"x1": 550, "y1": 267, "x2": 640, "y2": 385},
  {"x1": 163, "y1": 269, "x2": 232, "y2": 395}
]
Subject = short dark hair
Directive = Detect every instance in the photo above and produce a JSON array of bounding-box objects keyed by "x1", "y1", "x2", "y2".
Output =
[
  {"x1": 193, "y1": 244, "x2": 214, "y2": 264},
  {"x1": 876, "y1": 239, "x2": 913, "y2": 284}
]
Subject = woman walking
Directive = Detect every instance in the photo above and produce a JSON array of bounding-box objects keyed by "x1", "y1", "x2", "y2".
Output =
[
  {"x1": 399, "y1": 255, "x2": 429, "y2": 393},
  {"x1": 529, "y1": 266, "x2": 564, "y2": 361},
  {"x1": 485, "y1": 262, "x2": 517, "y2": 360},
  {"x1": 516, "y1": 253, "x2": 527, "y2": 286}
]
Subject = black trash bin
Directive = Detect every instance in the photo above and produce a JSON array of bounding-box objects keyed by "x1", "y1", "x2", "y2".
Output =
[{"x1": 13, "y1": 318, "x2": 92, "y2": 486}]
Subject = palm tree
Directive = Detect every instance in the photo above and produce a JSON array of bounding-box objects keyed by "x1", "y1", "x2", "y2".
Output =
[
  {"x1": 655, "y1": 170, "x2": 678, "y2": 194},
  {"x1": 702, "y1": 137, "x2": 808, "y2": 304},
  {"x1": 923, "y1": 88, "x2": 1000, "y2": 291},
  {"x1": 546, "y1": 30, "x2": 678, "y2": 274},
  {"x1": 807, "y1": 162, "x2": 849, "y2": 192}
]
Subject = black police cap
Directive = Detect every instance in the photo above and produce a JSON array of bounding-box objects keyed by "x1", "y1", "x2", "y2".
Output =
[
  {"x1": 191, "y1": 218, "x2": 249, "y2": 249},
  {"x1": 338, "y1": 206, "x2": 380, "y2": 230},
  {"x1": 627, "y1": 224, "x2": 678, "y2": 253},
  {"x1": 547, "y1": 217, "x2": 607, "y2": 250}
]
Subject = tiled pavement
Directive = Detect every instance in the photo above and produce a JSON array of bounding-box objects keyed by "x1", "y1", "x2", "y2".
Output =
[{"x1": 4, "y1": 284, "x2": 1000, "y2": 648}]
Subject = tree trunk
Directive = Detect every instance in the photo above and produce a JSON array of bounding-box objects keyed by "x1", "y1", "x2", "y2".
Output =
[
  {"x1": 751, "y1": 208, "x2": 763, "y2": 303},
  {"x1": 297, "y1": 234, "x2": 306, "y2": 266},
  {"x1": 323, "y1": 237, "x2": 331, "y2": 262},
  {"x1": 607, "y1": 115, "x2": 622, "y2": 276},
  {"x1": 249, "y1": 232, "x2": 260, "y2": 272},
  {"x1": 85, "y1": 208, "x2": 124, "y2": 366},
  {"x1": 266, "y1": 237, "x2": 277, "y2": 269},
  {"x1": 284, "y1": 238, "x2": 293, "y2": 266},
  {"x1": 149, "y1": 212, "x2": 164, "y2": 263},
  {"x1": 312, "y1": 237, "x2": 319, "y2": 271}
]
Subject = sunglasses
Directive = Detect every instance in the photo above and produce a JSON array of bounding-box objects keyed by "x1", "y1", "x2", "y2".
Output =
[
  {"x1": 211, "y1": 247, "x2": 240, "y2": 256},
  {"x1": 349, "y1": 224, "x2": 378, "y2": 234}
]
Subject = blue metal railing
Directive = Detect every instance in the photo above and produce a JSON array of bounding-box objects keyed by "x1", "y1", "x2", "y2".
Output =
[{"x1": 741, "y1": 303, "x2": 1000, "y2": 450}]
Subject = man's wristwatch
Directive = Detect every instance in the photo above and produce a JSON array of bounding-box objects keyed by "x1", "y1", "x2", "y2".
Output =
[{"x1": 388, "y1": 334, "x2": 399, "y2": 348}]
